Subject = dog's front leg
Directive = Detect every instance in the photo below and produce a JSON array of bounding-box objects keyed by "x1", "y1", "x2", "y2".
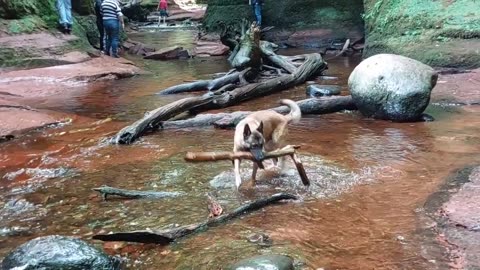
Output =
[
  {"x1": 234, "y1": 158, "x2": 242, "y2": 189},
  {"x1": 251, "y1": 162, "x2": 259, "y2": 186}
]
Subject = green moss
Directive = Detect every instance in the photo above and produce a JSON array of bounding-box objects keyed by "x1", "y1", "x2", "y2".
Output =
[
  {"x1": 363, "y1": 0, "x2": 480, "y2": 68},
  {"x1": 6, "y1": 15, "x2": 46, "y2": 33},
  {"x1": 204, "y1": 0, "x2": 364, "y2": 33}
]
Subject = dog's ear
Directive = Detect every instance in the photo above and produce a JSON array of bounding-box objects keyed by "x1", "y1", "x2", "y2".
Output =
[
  {"x1": 243, "y1": 124, "x2": 252, "y2": 139},
  {"x1": 257, "y1": 121, "x2": 264, "y2": 134}
]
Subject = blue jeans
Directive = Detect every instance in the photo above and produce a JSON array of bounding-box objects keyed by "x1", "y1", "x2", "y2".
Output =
[
  {"x1": 56, "y1": 0, "x2": 72, "y2": 26},
  {"x1": 104, "y1": 19, "x2": 120, "y2": 57},
  {"x1": 252, "y1": 3, "x2": 262, "y2": 26}
]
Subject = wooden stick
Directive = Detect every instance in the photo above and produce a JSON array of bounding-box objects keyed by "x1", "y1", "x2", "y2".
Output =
[
  {"x1": 92, "y1": 193, "x2": 298, "y2": 244},
  {"x1": 289, "y1": 154, "x2": 310, "y2": 186},
  {"x1": 185, "y1": 145, "x2": 310, "y2": 186},
  {"x1": 184, "y1": 145, "x2": 300, "y2": 163}
]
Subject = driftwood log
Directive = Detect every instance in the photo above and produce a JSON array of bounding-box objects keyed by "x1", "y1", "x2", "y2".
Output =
[
  {"x1": 113, "y1": 53, "x2": 326, "y2": 144},
  {"x1": 92, "y1": 186, "x2": 183, "y2": 200},
  {"x1": 230, "y1": 22, "x2": 262, "y2": 70},
  {"x1": 260, "y1": 41, "x2": 297, "y2": 74},
  {"x1": 189, "y1": 53, "x2": 326, "y2": 113},
  {"x1": 157, "y1": 69, "x2": 250, "y2": 95},
  {"x1": 112, "y1": 20, "x2": 328, "y2": 144},
  {"x1": 92, "y1": 193, "x2": 297, "y2": 244},
  {"x1": 163, "y1": 96, "x2": 357, "y2": 129},
  {"x1": 185, "y1": 145, "x2": 310, "y2": 186},
  {"x1": 112, "y1": 95, "x2": 213, "y2": 144}
]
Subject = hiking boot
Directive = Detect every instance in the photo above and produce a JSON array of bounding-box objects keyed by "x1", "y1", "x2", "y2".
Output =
[{"x1": 66, "y1": 24, "x2": 72, "y2": 34}]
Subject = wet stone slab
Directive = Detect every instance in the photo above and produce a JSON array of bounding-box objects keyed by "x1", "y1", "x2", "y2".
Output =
[{"x1": 209, "y1": 155, "x2": 394, "y2": 200}]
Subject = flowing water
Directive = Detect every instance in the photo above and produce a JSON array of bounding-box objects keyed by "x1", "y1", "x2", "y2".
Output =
[{"x1": 1, "y1": 30, "x2": 480, "y2": 269}]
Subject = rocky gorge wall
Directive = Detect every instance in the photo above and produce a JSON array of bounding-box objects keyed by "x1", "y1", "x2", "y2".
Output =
[
  {"x1": 204, "y1": 0, "x2": 480, "y2": 68},
  {"x1": 203, "y1": 0, "x2": 365, "y2": 48}
]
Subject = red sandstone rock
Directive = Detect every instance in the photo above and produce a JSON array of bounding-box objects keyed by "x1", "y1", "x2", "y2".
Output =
[
  {"x1": 442, "y1": 167, "x2": 480, "y2": 230},
  {"x1": 432, "y1": 69, "x2": 480, "y2": 105},
  {"x1": 0, "y1": 56, "x2": 142, "y2": 98},
  {"x1": 192, "y1": 41, "x2": 229, "y2": 57},
  {"x1": 144, "y1": 46, "x2": 190, "y2": 60}
]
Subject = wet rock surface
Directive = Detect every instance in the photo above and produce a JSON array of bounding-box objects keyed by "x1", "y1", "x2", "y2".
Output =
[
  {"x1": 144, "y1": 46, "x2": 190, "y2": 60},
  {"x1": 192, "y1": 41, "x2": 230, "y2": 57},
  {"x1": 209, "y1": 155, "x2": 393, "y2": 199},
  {"x1": 431, "y1": 68, "x2": 480, "y2": 105},
  {"x1": 0, "y1": 56, "x2": 141, "y2": 98},
  {"x1": 424, "y1": 166, "x2": 480, "y2": 269},
  {"x1": 1, "y1": 235, "x2": 122, "y2": 270},
  {"x1": 348, "y1": 54, "x2": 437, "y2": 122},
  {"x1": 0, "y1": 55, "x2": 141, "y2": 137},
  {"x1": 229, "y1": 254, "x2": 294, "y2": 270}
]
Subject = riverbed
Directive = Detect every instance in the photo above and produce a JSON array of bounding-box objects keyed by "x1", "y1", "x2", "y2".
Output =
[{"x1": 1, "y1": 30, "x2": 480, "y2": 269}]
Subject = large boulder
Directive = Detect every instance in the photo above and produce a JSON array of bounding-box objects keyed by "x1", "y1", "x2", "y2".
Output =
[
  {"x1": 1, "y1": 235, "x2": 122, "y2": 270},
  {"x1": 229, "y1": 254, "x2": 294, "y2": 270},
  {"x1": 348, "y1": 54, "x2": 438, "y2": 122}
]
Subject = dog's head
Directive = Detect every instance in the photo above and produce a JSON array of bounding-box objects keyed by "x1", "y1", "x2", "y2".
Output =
[{"x1": 243, "y1": 122, "x2": 265, "y2": 161}]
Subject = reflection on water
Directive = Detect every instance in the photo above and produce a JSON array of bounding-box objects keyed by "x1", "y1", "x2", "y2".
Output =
[{"x1": 1, "y1": 30, "x2": 480, "y2": 269}]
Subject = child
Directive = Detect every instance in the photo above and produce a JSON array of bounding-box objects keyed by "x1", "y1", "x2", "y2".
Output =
[{"x1": 158, "y1": 0, "x2": 168, "y2": 26}]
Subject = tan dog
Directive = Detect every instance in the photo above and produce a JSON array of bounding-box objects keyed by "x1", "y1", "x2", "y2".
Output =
[{"x1": 233, "y1": 99, "x2": 301, "y2": 188}]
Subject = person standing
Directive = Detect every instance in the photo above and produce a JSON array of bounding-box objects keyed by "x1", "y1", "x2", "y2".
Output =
[
  {"x1": 157, "y1": 0, "x2": 168, "y2": 26},
  {"x1": 56, "y1": 0, "x2": 73, "y2": 34},
  {"x1": 101, "y1": 0, "x2": 125, "y2": 58},
  {"x1": 249, "y1": 0, "x2": 262, "y2": 27},
  {"x1": 94, "y1": 0, "x2": 105, "y2": 52}
]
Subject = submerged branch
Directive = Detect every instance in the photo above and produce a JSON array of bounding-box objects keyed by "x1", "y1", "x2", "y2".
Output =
[
  {"x1": 92, "y1": 193, "x2": 298, "y2": 244},
  {"x1": 92, "y1": 186, "x2": 183, "y2": 200}
]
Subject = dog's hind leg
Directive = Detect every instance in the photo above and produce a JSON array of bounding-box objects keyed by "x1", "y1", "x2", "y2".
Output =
[{"x1": 234, "y1": 158, "x2": 242, "y2": 189}]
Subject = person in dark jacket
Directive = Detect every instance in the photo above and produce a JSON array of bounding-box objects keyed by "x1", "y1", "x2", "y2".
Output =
[
  {"x1": 249, "y1": 0, "x2": 262, "y2": 26},
  {"x1": 94, "y1": 0, "x2": 105, "y2": 52}
]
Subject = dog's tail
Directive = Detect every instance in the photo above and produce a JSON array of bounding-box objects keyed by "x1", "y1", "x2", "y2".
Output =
[{"x1": 281, "y1": 99, "x2": 301, "y2": 124}]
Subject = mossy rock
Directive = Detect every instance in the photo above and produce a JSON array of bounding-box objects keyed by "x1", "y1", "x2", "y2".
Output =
[
  {"x1": 72, "y1": 0, "x2": 94, "y2": 15},
  {"x1": 0, "y1": 0, "x2": 56, "y2": 20},
  {"x1": 363, "y1": 0, "x2": 480, "y2": 68},
  {"x1": 5, "y1": 15, "x2": 47, "y2": 34},
  {"x1": 203, "y1": 0, "x2": 364, "y2": 32}
]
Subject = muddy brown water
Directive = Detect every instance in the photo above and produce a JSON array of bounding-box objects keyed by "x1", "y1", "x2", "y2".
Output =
[{"x1": 1, "y1": 30, "x2": 480, "y2": 269}]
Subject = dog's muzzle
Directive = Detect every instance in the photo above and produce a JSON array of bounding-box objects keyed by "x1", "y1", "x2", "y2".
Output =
[{"x1": 249, "y1": 147, "x2": 265, "y2": 161}]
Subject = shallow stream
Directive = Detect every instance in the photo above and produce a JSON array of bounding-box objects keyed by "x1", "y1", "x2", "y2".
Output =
[{"x1": 1, "y1": 30, "x2": 480, "y2": 269}]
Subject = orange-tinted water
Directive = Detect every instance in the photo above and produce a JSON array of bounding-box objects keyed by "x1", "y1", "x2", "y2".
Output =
[{"x1": 1, "y1": 30, "x2": 480, "y2": 269}]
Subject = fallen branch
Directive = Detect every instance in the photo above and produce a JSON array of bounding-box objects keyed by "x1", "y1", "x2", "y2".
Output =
[
  {"x1": 92, "y1": 193, "x2": 297, "y2": 244},
  {"x1": 92, "y1": 186, "x2": 183, "y2": 200},
  {"x1": 325, "y1": 39, "x2": 350, "y2": 60},
  {"x1": 163, "y1": 96, "x2": 356, "y2": 129},
  {"x1": 190, "y1": 53, "x2": 326, "y2": 113},
  {"x1": 260, "y1": 41, "x2": 297, "y2": 74},
  {"x1": 113, "y1": 53, "x2": 326, "y2": 144},
  {"x1": 157, "y1": 70, "x2": 248, "y2": 95},
  {"x1": 185, "y1": 145, "x2": 310, "y2": 186}
]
